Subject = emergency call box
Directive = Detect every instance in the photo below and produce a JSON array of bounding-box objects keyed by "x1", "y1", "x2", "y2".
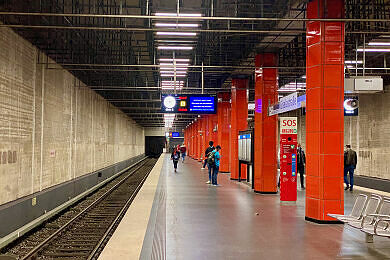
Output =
[{"x1": 279, "y1": 117, "x2": 298, "y2": 202}]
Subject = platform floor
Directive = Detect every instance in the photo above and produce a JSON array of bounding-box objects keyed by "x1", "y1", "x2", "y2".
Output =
[{"x1": 104, "y1": 154, "x2": 390, "y2": 260}]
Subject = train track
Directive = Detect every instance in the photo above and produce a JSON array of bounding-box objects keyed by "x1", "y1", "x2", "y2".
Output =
[{"x1": 1, "y1": 157, "x2": 157, "y2": 260}]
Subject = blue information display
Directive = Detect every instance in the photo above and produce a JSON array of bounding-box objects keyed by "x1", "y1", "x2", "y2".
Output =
[
  {"x1": 161, "y1": 94, "x2": 217, "y2": 114},
  {"x1": 172, "y1": 132, "x2": 180, "y2": 137},
  {"x1": 189, "y1": 96, "x2": 215, "y2": 112}
]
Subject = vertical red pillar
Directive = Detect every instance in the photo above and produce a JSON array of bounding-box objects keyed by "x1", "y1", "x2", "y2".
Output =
[
  {"x1": 193, "y1": 121, "x2": 198, "y2": 160},
  {"x1": 199, "y1": 117, "x2": 206, "y2": 162},
  {"x1": 196, "y1": 120, "x2": 201, "y2": 160},
  {"x1": 211, "y1": 114, "x2": 218, "y2": 143},
  {"x1": 230, "y1": 78, "x2": 248, "y2": 180},
  {"x1": 217, "y1": 93, "x2": 231, "y2": 172},
  {"x1": 254, "y1": 54, "x2": 278, "y2": 193},
  {"x1": 190, "y1": 124, "x2": 194, "y2": 158},
  {"x1": 306, "y1": 0, "x2": 344, "y2": 222}
]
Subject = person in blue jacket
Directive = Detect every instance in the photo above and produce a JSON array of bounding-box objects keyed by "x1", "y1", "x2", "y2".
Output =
[{"x1": 212, "y1": 145, "x2": 221, "y2": 186}]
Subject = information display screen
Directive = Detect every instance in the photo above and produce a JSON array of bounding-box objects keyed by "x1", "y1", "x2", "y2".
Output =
[
  {"x1": 171, "y1": 132, "x2": 180, "y2": 137},
  {"x1": 161, "y1": 94, "x2": 217, "y2": 114}
]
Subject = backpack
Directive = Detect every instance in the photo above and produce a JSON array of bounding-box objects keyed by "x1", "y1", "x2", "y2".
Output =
[
  {"x1": 207, "y1": 151, "x2": 216, "y2": 165},
  {"x1": 173, "y1": 153, "x2": 179, "y2": 161}
]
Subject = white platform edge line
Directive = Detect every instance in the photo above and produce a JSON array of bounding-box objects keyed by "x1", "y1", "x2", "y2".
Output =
[{"x1": 98, "y1": 155, "x2": 165, "y2": 260}]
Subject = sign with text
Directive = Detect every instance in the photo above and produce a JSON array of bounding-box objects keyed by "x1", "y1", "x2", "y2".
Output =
[
  {"x1": 162, "y1": 94, "x2": 217, "y2": 114},
  {"x1": 269, "y1": 93, "x2": 306, "y2": 116},
  {"x1": 280, "y1": 117, "x2": 298, "y2": 134}
]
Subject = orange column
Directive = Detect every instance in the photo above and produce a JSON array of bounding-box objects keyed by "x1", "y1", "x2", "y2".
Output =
[
  {"x1": 199, "y1": 117, "x2": 206, "y2": 162},
  {"x1": 306, "y1": 0, "x2": 344, "y2": 222},
  {"x1": 230, "y1": 78, "x2": 248, "y2": 180},
  {"x1": 196, "y1": 120, "x2": 200, "y2": 160},
  {"x1": 254, "y1": 53, "x2": 278, "y2": 193},
  {"x1": 211, "y1": 114, "x2": 218, "y2": 143},
  {"x1": 193, "y1": 121, "x2": 198, "y2": 160},
  {"x1": 217, "y1": 93, "x2": 231, "y2": 172}
]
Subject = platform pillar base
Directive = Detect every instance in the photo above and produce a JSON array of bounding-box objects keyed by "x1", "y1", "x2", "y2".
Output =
[{"x1": 305, "y1": 216, "x2": 343, "y2": 224}]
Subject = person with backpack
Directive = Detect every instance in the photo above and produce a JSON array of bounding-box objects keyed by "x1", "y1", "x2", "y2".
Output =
[
  {"x1": 180, "y1": 144, "x2": 187, "y2": 163},
  {"x1": 202, "y1": 141, "x2": 215, "y2": 170},
  {"x1": 205, "y1": 146, "x2": 216, "y2": 184},
  {"x1": 171, "y1": 148, "x2": 181, "y2": 173},
  {"x1": 212, "y1": 145, "x2": 221, "y2": 186}
]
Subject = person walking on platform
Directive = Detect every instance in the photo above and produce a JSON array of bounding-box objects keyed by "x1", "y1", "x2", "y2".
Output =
[
  {"x1": 180, "y1": 144, "x2": 187, "y2": 163},
  {"x1": 297, "y1": 143, "x2": 306, "y2": 190},
  {"x1": 202, "y1": 141, "x2": 215, "y2": 170},
  {"x1": 171, "y1": 148, "x2": 181, "y2": 173},
  {"x1": 212, "y1": 145, "x2": 221, "y2": 186},
  {"x1": 344, "y1": 144, "x2": 357, "y2": 191}
]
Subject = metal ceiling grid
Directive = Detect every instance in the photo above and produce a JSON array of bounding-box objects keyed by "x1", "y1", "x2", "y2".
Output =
[{"x1": 1, "y1": 0, "x2": 390, "y2": 128}]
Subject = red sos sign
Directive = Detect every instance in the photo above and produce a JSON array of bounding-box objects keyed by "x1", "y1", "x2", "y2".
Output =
[{"x1": 281, "y1": 119, "x2": 297, "y2": 127}]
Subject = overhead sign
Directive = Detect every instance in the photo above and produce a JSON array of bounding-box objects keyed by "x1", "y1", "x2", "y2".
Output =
[
  {"x1": 171, "y1": 132, "x2": 180, "y2": 137},
  {"x1": 161, "y1": 94, "x2": 217, "y2": 114},
  {"x1": 269, "y1": 93, "x2": 306, "y2": 116},
  {"x1": 280, "y1": 117, "x2": 297, "y2": 134}
]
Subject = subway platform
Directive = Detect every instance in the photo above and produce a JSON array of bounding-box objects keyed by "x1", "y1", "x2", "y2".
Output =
[{"x1": 99, "y1": 154, "x2": 390, "y2": 260}]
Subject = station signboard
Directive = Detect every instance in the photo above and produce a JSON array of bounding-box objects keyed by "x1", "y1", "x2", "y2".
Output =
[{"x1": 161, "y1": 94, "x2": 217, "y2": 114}]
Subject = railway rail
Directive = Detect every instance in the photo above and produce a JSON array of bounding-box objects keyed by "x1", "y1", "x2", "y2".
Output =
[{"x1": 0, "y1": 157, "x2": 157, "y2": 260}]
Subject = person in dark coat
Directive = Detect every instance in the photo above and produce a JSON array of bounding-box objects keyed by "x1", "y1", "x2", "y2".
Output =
[
  {"x1": 297, "y1": 143, "x2": 306, "y2": 189},
  {"x1": 344, "y1": 144, "x2": 357, "y2": 191},
  {"x1": 171, "y1": 148, "x2": 181, "y2": 173}
]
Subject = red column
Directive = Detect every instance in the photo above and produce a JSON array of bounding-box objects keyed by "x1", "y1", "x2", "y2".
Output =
[
  {"x1": 199, "y1": 117, "x2": 206, "y2": 162},
  {"x1": 211, "y1": 114, "x2": 218, "y2": 143},
  {"x1": 196, "y1": 120, "x2": 201, "y2": 160},
  {"x1": 193, "y1": 121, "x2": 198, "y2": 160},
  {"x1": 217, "y1": 93, "x2": 231, "y2": 172},
  {"x1": 254, "y1": 54, "x2": 278, "y2": 193},
  {"x1": 230, "y1": 78, "x2": 248, "y2": 180},
  {"x1": 306, "y1": 0, "x2": 344, "y2": 222}
]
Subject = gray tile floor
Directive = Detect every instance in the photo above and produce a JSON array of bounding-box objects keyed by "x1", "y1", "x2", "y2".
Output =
[{"x1": 160, "y1": 155, "x2": 390, "y2": 260}]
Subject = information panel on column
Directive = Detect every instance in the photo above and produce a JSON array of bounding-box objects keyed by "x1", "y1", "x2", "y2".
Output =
[
  {"x1": 161, "y1": 94, "x2": 217, "y2": 114},
  {"x1": 279, "y1": 117, "x2": 298, "y2": 202}
]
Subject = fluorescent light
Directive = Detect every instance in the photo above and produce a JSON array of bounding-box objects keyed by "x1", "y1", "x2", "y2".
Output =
[
  {"x1": 301, "y1": 75, "x2": 306, "y2": 79},
  {"x1": 155, "y1": 13, "x2": 202, "y2": 17},
  {"x1": 345, "y1": 60, "x2": 363, "y2": 64},
  {"x1": 162, "y1": 81, "x2": 184, "y2": 83},
  {"x1": 160, "y1": 71, "x2": 187, "y2": 74},
  {"x1": 160, "y1": 67, "x2": 188, "y2": 70},
  {"x1": 159, "y1": 63, "x2": 189, "y2": 66},
  {"x1": 160, "y1": 74, "x2": 187, "y2": 77},
  {"x1": 155, "y1": 23, "x2": 199, "y2": 27},
  {"x1": 159, "y1": 58, "x2": 190, "y2": 62},
  {"x1": 368, "y1": 42, "x2": 390, "y2": 46},
  {"x1": 156, "y1": 32, "x2": 197, "y2": 36},
  {"x1": 158, "y1": 46, "x2": 193, "y2": 50},
  {"x1": 156, "y1": 40, "x2": 196, "y2": 43},
  {"x1": 357, "y1": 48, "x2": 390, "y2": 52}
]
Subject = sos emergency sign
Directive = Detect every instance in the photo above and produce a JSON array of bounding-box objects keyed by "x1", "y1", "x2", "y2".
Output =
[
  {"x1": 279, "y1": 117, "x2": 298, "y2": 202},
  {"x1": 280, "y1": 117, "x2": 298, "y2": 134}
]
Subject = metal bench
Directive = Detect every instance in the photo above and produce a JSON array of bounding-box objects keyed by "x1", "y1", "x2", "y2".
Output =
[
  {"x1": 373, "y1": 218, "x2": 390, "y2": 238},
  {"x1": 327, "y1": 194, "x2": 368, "y2": 222},
  {"x1": 354, "y1": 197, "x2": 390, "y2": 242}
]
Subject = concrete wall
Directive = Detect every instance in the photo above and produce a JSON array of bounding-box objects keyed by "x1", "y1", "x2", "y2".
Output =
[
  {"x1": 145, "y1": 127, "x2": 165, "y2": 137},
  {"x1": 280, "y1": 89, "x2": 390, "y2": 180},
  {"x1": 0, "y1": 27, "x2": 144, "y2": 205}
]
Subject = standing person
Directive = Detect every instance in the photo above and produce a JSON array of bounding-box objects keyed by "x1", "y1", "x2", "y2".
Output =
[
  {"x1": 212, "y1": 145, "x2": 221, "y2": 186},
  {"x1": 344, "y1": 144, "x2": 357, "y2": 191},
  {"x1": 297, "y1": 143, "x2": 306, "y2": 190},
  {"x1": 180, "y1": 144, "x2": 187, "y2": 163},
  {"x1": 171, "y1": 148, "x2": 180, "y2": 173},
  {"x1": 202, "y1": 141, "x2": 215, "y2": 170}
]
